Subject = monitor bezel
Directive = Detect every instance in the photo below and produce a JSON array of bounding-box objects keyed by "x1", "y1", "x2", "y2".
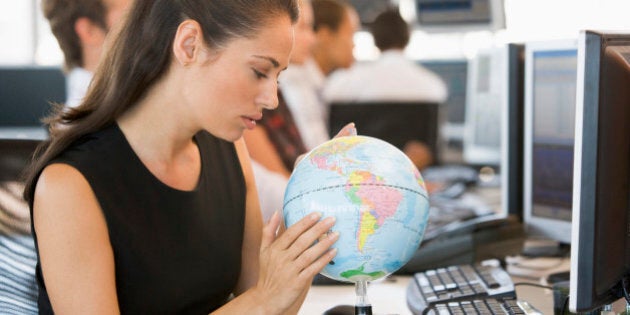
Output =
[
  {"x1": 569, "y1": 30, "x2": 630, "y2": 312},
  {"x1": 500, "y1": 43, "x2": 525, "y2": 218},
  {"x1": 523, "y1": 38, "x2": 578, "y2": 245}
]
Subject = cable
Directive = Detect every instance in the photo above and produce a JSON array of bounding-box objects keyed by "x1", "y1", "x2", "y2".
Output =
[
  {"x1": 513, "y1": 282, "x2": 553, "y2": 290},
  {"x1": 505, "y1": 256, "x2": 567, "y2": 271}
]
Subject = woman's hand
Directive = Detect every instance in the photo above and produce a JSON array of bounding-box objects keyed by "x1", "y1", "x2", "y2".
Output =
[{"x1": 254, "y1": 211, "x2": 338, "y2": 314}]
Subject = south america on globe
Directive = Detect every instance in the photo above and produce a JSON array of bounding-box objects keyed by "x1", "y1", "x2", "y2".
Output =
[{"x1": 283, "y1": 135, "x2": 430, "y2": 283}]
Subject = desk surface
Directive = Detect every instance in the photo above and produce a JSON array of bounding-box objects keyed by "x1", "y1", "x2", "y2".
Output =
[{"x1": 299, "y1": 274, "x2": 556, "y2": 315}]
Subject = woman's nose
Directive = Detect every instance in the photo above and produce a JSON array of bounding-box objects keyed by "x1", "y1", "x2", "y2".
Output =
[{"x1": 259, "y1": 82, "x2": 279, "y2": 110}]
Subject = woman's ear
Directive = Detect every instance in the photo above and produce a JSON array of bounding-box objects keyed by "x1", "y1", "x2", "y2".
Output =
[{"x1": 172, "y1": 20, "x2": 204, "y2": 66}]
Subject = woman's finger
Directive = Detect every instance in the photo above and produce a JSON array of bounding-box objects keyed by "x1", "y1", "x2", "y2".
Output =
[
  {"x1": 285, "y1": 216, "x2": 336, "y2": 261},
  {"x1": 272, "y1": 212, "x2": 322, "y2": 250},
  {"x1": 294, "y1": 230, "x2": 339, "y2": 269},
  {"x1": 261, "y1": 210, "x2": 281, "y2": 250},
  {"x1": 334, "y1": 122, "x2": 357, "y2": 138}
]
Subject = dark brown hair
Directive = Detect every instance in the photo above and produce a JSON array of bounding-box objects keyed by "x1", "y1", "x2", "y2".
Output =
[
  {"x1": 42, "y1": 0, "x2": 108, "y2": 70},
  {"x1": 370, "y1": 9, "x2": 409, "y2": 51},
  {"x1": 24, "y1": 0, "x2": 299, "y2": 201},
  {"x1": 312, "y1": 0, "x2": 349, "y2": 32}
]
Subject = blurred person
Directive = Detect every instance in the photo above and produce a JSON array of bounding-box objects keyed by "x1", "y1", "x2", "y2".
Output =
[
  {"x1": 323, "y1": 8, "x2": 447, "y2": 103},
  {"x1": 281, "y1": 0, "x2": 360, "y2": 150},
  {"x1": 42, "y1": 0, "x2": 131, "y2": 107}
]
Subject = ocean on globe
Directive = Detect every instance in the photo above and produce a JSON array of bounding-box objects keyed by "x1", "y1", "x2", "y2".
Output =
[{"x1": 283, "y1": 135, "x2": 430, "y2": 283}]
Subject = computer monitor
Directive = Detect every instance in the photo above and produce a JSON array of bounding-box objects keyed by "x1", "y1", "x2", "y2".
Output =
[
  {"x1": 500, "y1": 43, "x2": 525, "y2": 218},
  {"x1": 413, "y1": 0, "x2": 505, "y2": 33},
  {"x1": 346, "y1": 0, "x2": 394, "y2": 26},
  {"x1": 328, "y1": 101, "x2": 442, "y2": 164},
  {"x1": 523, "y1": 39, "x2": 578, "y2": 247},
  {"x1": 0, "y1": 66, "x2": 64, "y2": 138},
  {"x1": 463, "y1": 46, "x2": 507, "y2": 167},
  {"x1": 569, "y1": 30, "x2": 630, "y2": 312},
  {"x1": 418, "y1": 59, "x2": 467, "y2": 145}
]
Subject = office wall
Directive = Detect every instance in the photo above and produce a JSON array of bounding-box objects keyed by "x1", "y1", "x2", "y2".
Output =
[{"x1": 2, "y1": 0, "x2": 630, "y2": 65}]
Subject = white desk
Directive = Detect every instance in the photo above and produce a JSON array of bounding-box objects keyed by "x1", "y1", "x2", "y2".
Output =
[{"x1": 300, "y1": 276, "x2": 414, "y2": 315}]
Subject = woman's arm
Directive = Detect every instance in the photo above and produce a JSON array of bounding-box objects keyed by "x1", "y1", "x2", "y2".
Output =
[
  {"x1": 33, "y1": 163, "x2": 119, "y2": 314},
  {"x1": 242, "y1": 126, "x2": 291, "y2": 178}
]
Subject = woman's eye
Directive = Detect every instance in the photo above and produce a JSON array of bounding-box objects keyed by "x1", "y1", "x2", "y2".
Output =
[{"x1": 252, "y1": 69, "x2": 268, "y2": 79}]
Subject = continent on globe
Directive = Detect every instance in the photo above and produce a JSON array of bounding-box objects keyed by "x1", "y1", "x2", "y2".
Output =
[{"x1": 283, "y1": 136, "x2": 430, "y2": 283}]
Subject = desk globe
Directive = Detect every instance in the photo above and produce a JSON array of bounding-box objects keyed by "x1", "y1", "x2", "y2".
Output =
[{"x1": 283, "y1": 136, "x2": 430, "y2": 314}]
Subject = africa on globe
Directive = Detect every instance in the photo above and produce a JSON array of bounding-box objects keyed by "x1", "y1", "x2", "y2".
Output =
[{"x1": 283, "y1": 135, "x2": 430, "y2": 283}]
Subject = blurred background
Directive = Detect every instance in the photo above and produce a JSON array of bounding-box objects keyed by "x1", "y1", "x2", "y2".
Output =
[{"x1": 2, "y1": 0, "x2": 630, "y2": 65}]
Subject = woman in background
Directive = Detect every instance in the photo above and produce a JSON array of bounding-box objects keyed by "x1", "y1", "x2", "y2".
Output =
[{"x1": 23, "y1": 0, "x2": 338, "y2": 313}]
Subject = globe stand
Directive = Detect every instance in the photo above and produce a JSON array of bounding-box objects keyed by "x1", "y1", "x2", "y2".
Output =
[{"x1": 354, "y1": 279, "x2": 372, "y2": 315}]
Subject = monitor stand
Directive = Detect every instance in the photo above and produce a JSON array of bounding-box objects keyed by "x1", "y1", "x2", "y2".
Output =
[{"x1": 521, "y1": 238, "x2": 570, "y2": 258}]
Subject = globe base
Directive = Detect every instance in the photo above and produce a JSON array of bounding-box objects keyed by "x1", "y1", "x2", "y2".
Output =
[{"x1": 354, "y1": 305, "x2": 372, "y2": 315}]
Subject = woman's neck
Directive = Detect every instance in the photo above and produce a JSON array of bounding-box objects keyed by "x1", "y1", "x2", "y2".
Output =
[{"x1": 117, "y1": 75, "x2": 198, "y2": 164}]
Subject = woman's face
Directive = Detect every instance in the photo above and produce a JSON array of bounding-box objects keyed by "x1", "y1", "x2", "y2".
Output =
[{"x1": 186, "y1": 16, "x2": 294, "y2": 141}]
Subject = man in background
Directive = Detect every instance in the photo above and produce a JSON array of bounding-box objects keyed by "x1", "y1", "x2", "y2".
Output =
[
  {"x1": 281, "y1": 0, "x2": 360, "y2": 150},
  {"x1": 42, "y1": 0, "x2": 131, "y2": 107},
  {"x1": 324, "y1": 8, "x2": 447, "y2": 103}
]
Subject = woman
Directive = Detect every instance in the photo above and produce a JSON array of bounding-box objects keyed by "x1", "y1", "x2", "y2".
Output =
[{"x1": 23, "y1": 0, "x2": 338, "y2": 313}]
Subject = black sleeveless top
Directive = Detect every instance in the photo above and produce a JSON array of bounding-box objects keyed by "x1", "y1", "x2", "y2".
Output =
[{"x1": 29, "y1": 124, "x2": 246, "y2": 314}]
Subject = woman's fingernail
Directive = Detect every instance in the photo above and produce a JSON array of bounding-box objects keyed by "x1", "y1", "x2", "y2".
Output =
[
  {"x1": 328, "y1": 231, "x2": 340, "y2": 240},
  {"x1": 310, "y1": 212, "x2": 322, "y2": 220}
]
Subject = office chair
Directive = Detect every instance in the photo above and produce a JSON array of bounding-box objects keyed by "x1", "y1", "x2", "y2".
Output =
[{"x1": 328, "y1": 101, "x2": 444, "y2": 165}]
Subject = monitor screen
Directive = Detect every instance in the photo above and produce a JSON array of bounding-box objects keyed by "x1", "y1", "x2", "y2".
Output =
[
  {"x1": 523, "y1": 39, "x2": 578, "y2": 245},
  {"x1": 463, "y1": 46, "x2": 507, "y2": 167},
  {"x1": 0, "y1": 66, "x2": 64, "y2": 139},
  {"x1": 413, "y1": 0, "x2": 505, "y2": 32},
  {"x1": 418, "y1": 60, "x2": 467, "y2": 142},
  {"x1": 346, "y1": 0, "x2": 394, "y2": 26},
  {"x1": 569, "y1": 30, "x2": 630, "y2": 312}
]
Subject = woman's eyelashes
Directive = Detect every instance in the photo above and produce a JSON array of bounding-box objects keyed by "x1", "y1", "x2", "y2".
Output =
[{"x1": 252, "y1": 68, "x2": 268, "y2": 79}]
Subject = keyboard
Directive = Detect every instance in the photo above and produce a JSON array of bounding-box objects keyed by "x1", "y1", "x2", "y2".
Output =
[
  {"x1": 424, "y1": 193, "x2": 495, "y2": 241},
  {"x1": 406, "y1": 260, "x2": 516, "y2": 314},
  {"x1": 425, "y1": 297, "x2": 542, "y2": 315}
]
